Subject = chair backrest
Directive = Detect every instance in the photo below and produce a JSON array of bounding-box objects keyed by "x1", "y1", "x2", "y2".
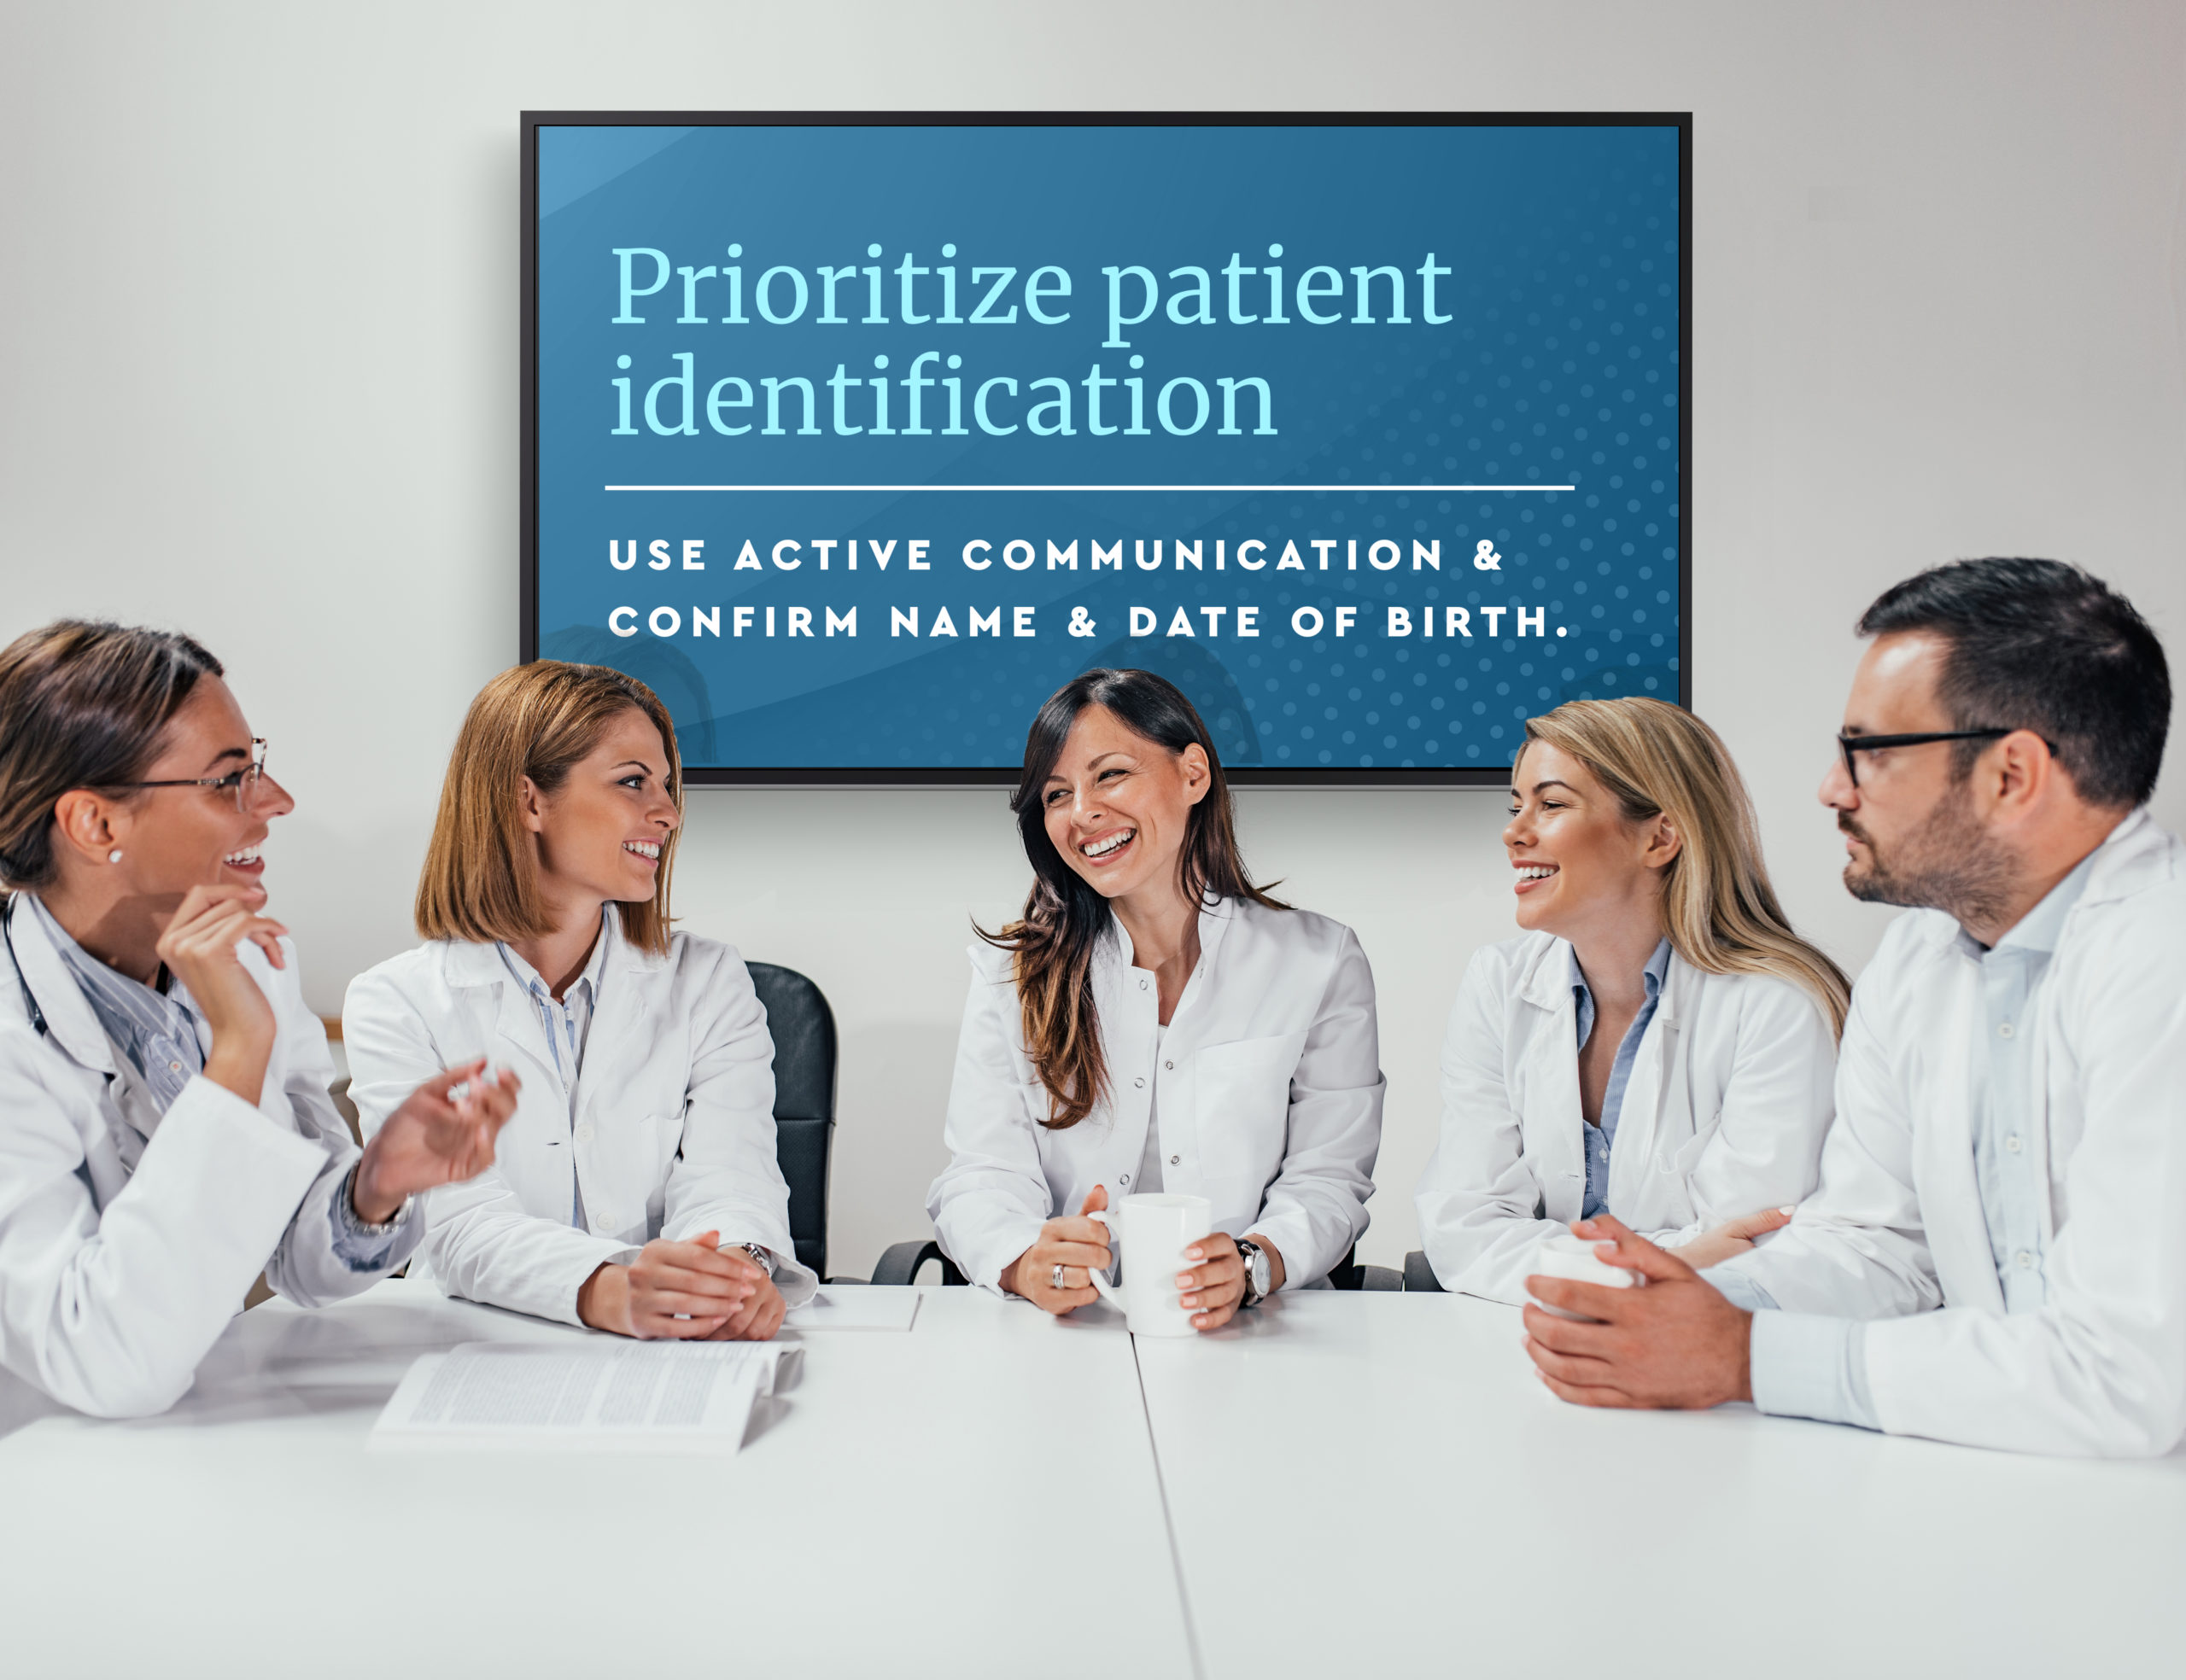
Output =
[{"x1": 747, "y1": 962, "x2": 838, "y2": 1278}]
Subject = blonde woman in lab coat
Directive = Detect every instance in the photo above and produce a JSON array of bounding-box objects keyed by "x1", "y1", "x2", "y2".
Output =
[
  {"x1": 928, "y1": 668, "x2": 1384, "y2": 1329},
  {"x1": 344, "y1": 662, "x2": 813, "y2": 1340},
  {"x1": 1415, "y1": 697, "x2": 1846, "y2": 1303}
]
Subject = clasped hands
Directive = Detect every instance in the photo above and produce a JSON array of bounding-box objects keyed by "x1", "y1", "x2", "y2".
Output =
[
  {"x1": 579, "y1": 1232, "x2": 786, "y2": 1342},
  {"x1": 1520, "y1": 1214, "x2": 1757, "y2": 1409},
  {"x1": 1003, "y1": 1184, "x2": 1283, "y2": 1332}
]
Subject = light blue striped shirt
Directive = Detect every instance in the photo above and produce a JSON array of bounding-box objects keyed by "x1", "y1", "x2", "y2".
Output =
[
  {"x1": 1572, "y1": 937, "x2": 1673, "y2": 1220},
  {"x1": 497, "y1": 919, "x2": 609, "y2": 1230}
]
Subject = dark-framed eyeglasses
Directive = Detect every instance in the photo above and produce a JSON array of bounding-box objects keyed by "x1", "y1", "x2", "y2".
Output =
[
  {"x1": 106, "y1": 738, "x2": 270, "y2": 811},
  {"x1": 1836, "y1": 728, "x2": 2010, "y2": 788}
]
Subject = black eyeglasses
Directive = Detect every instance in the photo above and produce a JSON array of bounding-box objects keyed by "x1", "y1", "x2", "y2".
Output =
[
  {"x1": 106, "y1": 738, "x2": 270, "y2": 811},
  {"x1": 1836, "y1": 728, "x2": 2011, "y2": 787}
]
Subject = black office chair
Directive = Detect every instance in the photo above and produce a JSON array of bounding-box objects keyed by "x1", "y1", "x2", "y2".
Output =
[
  {"x1": 1403, "y1": 1251, "x2": 1444, "y2": 1292},
  {"x1": 870, "y1": 1240, "x2": 967, "y2": 1286},
  {"x1": 748, "y1": 962, "x2": 838, "y2": 1280}
]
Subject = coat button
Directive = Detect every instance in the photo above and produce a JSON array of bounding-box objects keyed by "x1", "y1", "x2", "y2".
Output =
[
  {"x1": 1138, "y1": 977, "x2": 1149, "y2": 990},
  {"x1": 1164, "y1": 1060, "x2": 1173, "y2": 1070},
  {"x1": 2014, "y1": 1249, "x2": 2035, "y2": 1269},
  {"x1": 575, "y1": 1123, "x2": 595, "y2": 1144},
  {"x1": 1134, "y1": 1077, "x2": 1145, "y2": 1088},
  {"x1": 1119, "y1": 1174, "x2": 1130, "y2": 1185},
  {"x1": 1170, "y1": 1155, "x2": 1180, "y2": 1166}
]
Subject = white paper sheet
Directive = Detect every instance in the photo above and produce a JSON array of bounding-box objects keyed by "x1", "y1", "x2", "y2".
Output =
[
  {"x1": 370, "y1": 1339, "x2": 799, "y2": 1454},
  {"x1": 784, "y1": 1286, "x2": 921, "y2": 1332}
]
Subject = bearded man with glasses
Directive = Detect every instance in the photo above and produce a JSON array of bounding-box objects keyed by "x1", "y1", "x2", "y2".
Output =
[{"x1": 1518, "y1": 557, "x2": 2186, "y2": 1457}]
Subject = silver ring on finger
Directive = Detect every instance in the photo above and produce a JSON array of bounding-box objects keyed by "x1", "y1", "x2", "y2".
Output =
[{"x1": 1051, "y1": 1263, "x2": 1068, "y2": 1292}]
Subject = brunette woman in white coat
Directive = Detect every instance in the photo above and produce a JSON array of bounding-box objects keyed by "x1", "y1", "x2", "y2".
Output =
[
  {"x1": 344, "y1": 662, "x2": 813, "y2": 1341},
  {"x1": 0, "y1": 622, "x2": 517, "y2": 1418},
  {"x1": 1415, "y1": 697, "x2": 1847, "y2": 1304},
  {"x1": 927, "y1": 668, "x2": 1384, "y2": 1330}
]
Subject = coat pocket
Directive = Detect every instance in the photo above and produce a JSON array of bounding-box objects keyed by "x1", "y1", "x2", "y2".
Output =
[
  {"x1": 1193, "y1": 1030, "x2": 1308, "y2": 1181},
  {"x1": 1663, "y1": 1106, "x2": 1724, "y2": 1177}
]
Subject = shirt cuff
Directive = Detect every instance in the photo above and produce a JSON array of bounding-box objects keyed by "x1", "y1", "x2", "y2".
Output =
[
  {"x1": 1748, "y1": 1310, "x2": 1882, "y2": 1432},
  {"x1": 1701, "y1": 1264, "x2": 1778, "y2": 1313},
  {"x1": 329, "y1": 1164, "x2": 419, "y2": 1274}
]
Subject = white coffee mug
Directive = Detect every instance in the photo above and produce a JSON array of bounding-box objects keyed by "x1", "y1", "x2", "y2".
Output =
[
  {"x1": 1086, "y1": 1193, "x2": 1213, "y2": 1338},
  {"x1": 1528, "y1": 1233, "x2": 1644, "y2": 1322}
]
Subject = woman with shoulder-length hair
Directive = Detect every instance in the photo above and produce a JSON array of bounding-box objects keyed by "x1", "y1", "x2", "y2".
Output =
[
  {"x1": 343, "y1": 661, "x2": 813, "y2": 1342},
  {"x1": 1416, "y1": 696, "x2": 1849, "y2": 1303},
  {"x1": 926, "y1": 668, "x2": 1385, "y2": 1331},
  {"x1": 0, "y1": 621, "x2": 517, "y2": 1419}
]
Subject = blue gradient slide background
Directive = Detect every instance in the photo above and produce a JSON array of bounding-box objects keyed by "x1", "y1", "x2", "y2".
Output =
[{"x1": 533, "y1": 121, "x2": 1682, "y2": 773}]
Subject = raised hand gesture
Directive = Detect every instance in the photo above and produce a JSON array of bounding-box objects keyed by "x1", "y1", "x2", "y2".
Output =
[{"x1": 352, "y1": 1059, "x2": 521, "y2": 1223}]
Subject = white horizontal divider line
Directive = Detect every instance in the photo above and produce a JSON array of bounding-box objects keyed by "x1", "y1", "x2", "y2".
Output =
[{"x1": 603, "y1": 482, "x2": 1575, "y2": 493}]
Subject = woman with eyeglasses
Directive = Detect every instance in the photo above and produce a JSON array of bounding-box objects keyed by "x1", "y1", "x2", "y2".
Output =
[
  {"x1": 342, "y1": 662, "x2": 812, "y2": 1341},
  {"x1": 1414, "y1": 697, "x2": 1848, "y2": 1303},
  {"x1": 0, "y1": 621, "x2": 518, "y2": 1418},
  {"x1": 926, "y1": 668, "x2": 1384, "y2": 1329}
]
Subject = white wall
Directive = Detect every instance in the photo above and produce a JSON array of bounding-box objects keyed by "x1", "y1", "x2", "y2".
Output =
[{"x1": 3, "y1": 0, "x2": 2181, "y2": 1277}]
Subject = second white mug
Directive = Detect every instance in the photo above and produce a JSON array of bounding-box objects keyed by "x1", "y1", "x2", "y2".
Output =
[
  {"x1": 1087, "y1": 1193, "x2": 1214, "y2": 1338},
  {"x1": 1528, "y1": 1232, "x2": 1644, "y2": 1322}
]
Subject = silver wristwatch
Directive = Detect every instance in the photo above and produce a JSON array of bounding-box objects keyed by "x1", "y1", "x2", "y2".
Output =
[
  {"x1": 739, "y1": 1242, "x2": 777, "y2": 1277},
  {"x1": 1236, "y1": 1237, "x2": 1270, "y2": 1308}
]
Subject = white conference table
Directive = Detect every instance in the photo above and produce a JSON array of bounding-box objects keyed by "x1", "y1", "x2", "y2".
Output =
[
  {"x1": 1137, "y1": 1290, "x2": 2186, "y2": 1678},
  {"x1": 0, "y1": 1280, "x2": 1192, "y2": 1680},
  {"x1": 5, "y1": 1283, "x2": 2184, "y2": 1680}
]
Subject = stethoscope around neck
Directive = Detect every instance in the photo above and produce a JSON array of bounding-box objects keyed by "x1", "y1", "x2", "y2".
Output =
[{"x1": 3, "y1": 895, "x2": 52, "y2": 1038}]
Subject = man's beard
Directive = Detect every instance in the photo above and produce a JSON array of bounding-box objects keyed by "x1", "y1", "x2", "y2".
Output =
[{"x1": 1841, "y1": 786, "x2": 2014, "y2": 929}]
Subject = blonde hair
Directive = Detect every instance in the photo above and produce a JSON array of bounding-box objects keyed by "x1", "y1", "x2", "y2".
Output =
[
  {"x1": 1519, "y1": 697, "x2": 1850, "y2": 1035},
  {"x1": 415, "y1": 662, "x2": 683, "y2": 954}
]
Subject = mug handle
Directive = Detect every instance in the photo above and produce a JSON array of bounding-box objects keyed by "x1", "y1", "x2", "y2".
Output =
[{"x1": 1084, "y1": 1210, "x2": 1122, "y2": 1304}]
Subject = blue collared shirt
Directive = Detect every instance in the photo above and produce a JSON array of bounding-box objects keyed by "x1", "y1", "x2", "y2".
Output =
[
  {"x1": 1573, "y1": 937, "x2": 1673, "y2": 1219},
  {"x1": 23, "y1": 892, "x2": 407, "y2": 1270},
  {"x1": 497, "y1": 919, "x2": 609, "y2": 1230},
  {"x1": 1714, "y1": 846, "x2": 2102, "y2": 1430}
]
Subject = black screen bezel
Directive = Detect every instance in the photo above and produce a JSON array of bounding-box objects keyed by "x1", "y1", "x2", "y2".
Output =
[{"x1": 521, "y1": 109, "x2": 1692, "y2": 788}]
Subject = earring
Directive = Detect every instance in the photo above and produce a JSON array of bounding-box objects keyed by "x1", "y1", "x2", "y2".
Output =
[{"x1": 108, "y1": 849, "x2": 123, "y2": 863}]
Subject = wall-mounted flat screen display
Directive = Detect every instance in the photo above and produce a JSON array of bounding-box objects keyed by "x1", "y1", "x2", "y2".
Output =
[{"x1": 523, "y1": 112, "x2": 1688, "y2": 784}]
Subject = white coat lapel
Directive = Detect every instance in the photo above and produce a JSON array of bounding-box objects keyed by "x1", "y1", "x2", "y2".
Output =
[
  {"x1": 8, "y1": 898, "x2": 117, "y2": 1079},
  {"x1": 1608, "y1": 957, "x2": 1693, "y2": 1211},
  {"x1": 1915, "y1": 959, "x2": 2004, "y2": 1311},
  {"x1": 1516, "y1": 940, "x2": 1585, "y2": 1223},
  {"x1": 576, "y1": 917, "x2": 669, "y2": 1130},
  {"x1": 1092, "y1": 914, "x2": 1155, "y2": 1176},
  {"x1": 438, "y1": 940, "x2": 557, "y2": 1082}
]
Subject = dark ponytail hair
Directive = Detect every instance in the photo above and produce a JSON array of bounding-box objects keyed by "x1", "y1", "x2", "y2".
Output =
[
  {"x1": 0, "y1": 621, "x2": 224, "y2": 891},
  {"x1": 982, "y1": 668, "x2": 1283, "y2": 1129}
]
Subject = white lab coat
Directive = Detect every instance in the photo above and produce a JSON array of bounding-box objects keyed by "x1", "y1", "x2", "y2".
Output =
[
  {"x1": 343, "y1": 913, "x2": 815, "y2": 1326},
  {"x1": 0, "y1": 895, "x2": 407, "y2": 1418},
  {"x1": 1714, "y1": 808, "x2": 2186, "y2": 1457},
  {"x1": 1415, "y1": 931, "x2": 1839, "y2": 1304},
  {"x1": 927, "y1": 895, "x2": 1384, "y2": 1293}
]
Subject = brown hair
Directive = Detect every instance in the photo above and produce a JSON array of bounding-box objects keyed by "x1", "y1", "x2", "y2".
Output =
[
  {"x1": 1520, "y1": 697, "x2": 1850, "y2": 1034},
  {"x1": 983, "y1": 668, "x2": 1283, "y2": 1129},
  {"x1": 415, "y1": 662, "x2": 683, "y2": 954},
  {"x1": 0, "y1": 621, "x2": 225, "y2": 891}
]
